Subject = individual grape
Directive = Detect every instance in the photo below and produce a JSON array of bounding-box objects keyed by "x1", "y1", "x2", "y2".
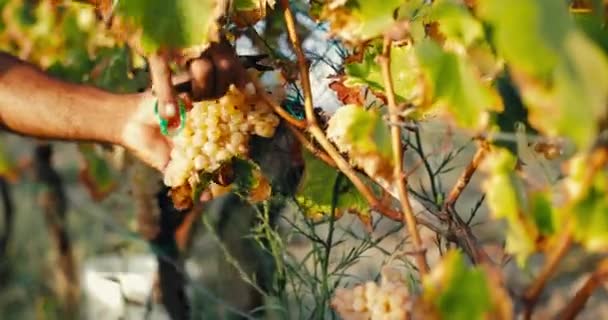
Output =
[
  {"x1": 193, "y1": 155, "x2": 207, "y2": 170},
  {"x1": 186, "y1": 146, "x2": 197, "y2": 159},
  {"x1": 216, "y1": 149, "x2": 231, "y2": 162},
  {"x1": 163, "y1": 85, "x2": 282, "y2": 189},
  {"x1": 202, "y1": 142, "x2": 218, "y2": 156},
  {"x1": 231, "y1": 132, "x2": 245, "y2": 145}
]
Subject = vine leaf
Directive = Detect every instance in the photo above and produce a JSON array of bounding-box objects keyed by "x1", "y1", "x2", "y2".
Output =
[
  {"x1": 327, "y1": 104, "x2": 393, "y2": 181},
  {"x1": 295, "y1": 150, "x2": 369, "y2": 223},
  {"x1": 574, "y1": 10, "x2": 608, "y2": 54},
  {"x1": 478, "y1": 0, "x2": 570, "y2": 78},
  {"x1": 231, "y1": 0, "x2": 276, "y2": 27},
  {"x1": 529, "y1": 191, "x2": 559, "y2": 236},
  {"x1": 354, "y1": 0, "x2": 403, "y2": 40},
  {"x1": 344, "y1": 44, "x2": 421, "y2": 103},
  {"x1": 479, "y1": 0, "x2": 608, "y2": 149},
  {"x1": 481, "y1": 148, "x2": 561, "y2": 266},
  {"x1": 415, "y1": 39, "x2": 502, "y2": 130},
  {"x1": 421, "y1": 250, "x2": 493, "y2": 320},
  {"x1": 319, "y1": 0, "x2": 405, "y2": 42},
  {"x1": 429, "y1": 0, "x2": 484, "y2": 47},
  {"x1": 116, "y1": 0, "x2": 219, "y2": 52},
  {"x1": 567, "y1": 155, "x2": 608, "y2": 251},
  {"x1": 91, "y1": 47, "x2": 149, "y2": 93}
]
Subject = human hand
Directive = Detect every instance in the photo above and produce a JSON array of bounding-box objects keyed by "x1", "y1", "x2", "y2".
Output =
[{"x1": 120, "y1": 41, "x2": 251, "y2": 171}]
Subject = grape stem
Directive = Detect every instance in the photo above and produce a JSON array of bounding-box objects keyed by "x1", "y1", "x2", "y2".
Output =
[
  {"x1": 279, "y1": 0, "x2": 407, "y2": 227},
  {"x1": 379, "y1": 38, "x2": 429, "y2": 275}
]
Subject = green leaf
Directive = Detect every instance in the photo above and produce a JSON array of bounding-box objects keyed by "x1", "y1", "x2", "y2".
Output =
[
  {"x1": 233, "y1": 0, "x2": 258, "y2": 11},
  {"x1": 319, "y1": 0, "x2": 406, "y2": 42},
  {"x1": 478, "y1": 0, "x2": 571, "y2": 78},
  {"x1": 423, "y1": 251, "x2": 492, "y2": 320},
  {"x1": 512, "y1": 31, "x2": 608, "y2": 150},
  {"x1": 481, "y1": 148, "x2": 537, "y2": 265},
  {"x1": 570, "y1": 156, "x2": 608, "y2": 251},
  {"x1": 344, "y1": 44, "x2": 420, "y2": 102},
  {"x1": 116, "y1": 0, "x2": 217, "y2": 52},
  {"x1": 295, "y1": 151, "x2": 368, "y2": 220},
  {"x1": 353, "y1": 0, "x2": 403, "y2": 40},
  {"x1": 573, "y1": 11, "x2": 608, "y2": 54},
  {"x1": 92, "y1": 47, "x2": 149, "y2": 93},
  {"x1": 416, "y1": 39, "x2": 502, "y2": 129},
  {"x1": 429, "y1": 0, "x2": 484, "y2": 46},
  {"x1": 345, "y1": 106, "x2": 392, "y2": 159},
  {"x1": 326, "y1": 105, "x2": 393, "y2": 180},
  {"x1": 480, "y1": 0, "x2": 608, "y2": 149},
  {"x1": 549, "y1": 32, "x2": 608, "y2": 149},
  {"x1": 529, "y1": 191, "x2": 558, "y2": 236}
]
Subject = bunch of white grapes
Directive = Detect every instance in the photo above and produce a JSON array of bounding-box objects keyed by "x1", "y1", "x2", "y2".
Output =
[
  {"x1": 163, "y1": 85, "x2": 280, "y2": 188},
  {"x1": 331, "y1": 279, "x2": 410, "y2": 320}
]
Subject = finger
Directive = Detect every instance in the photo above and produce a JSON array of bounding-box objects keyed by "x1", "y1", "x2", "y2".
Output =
[
  {"x1": 189, "y1": 56, "x2": 216, "y2": 101},
  {"x1": 149, "y1": 51, "x2": 178, "y2": 119}
]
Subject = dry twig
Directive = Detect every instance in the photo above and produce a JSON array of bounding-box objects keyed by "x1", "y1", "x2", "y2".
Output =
[
  {"x1": 523, "y1": 231, "x2": 573, "y2": 320},
  {"x1": 443, "y1": 140, "x2": 489, "y2": 212}
]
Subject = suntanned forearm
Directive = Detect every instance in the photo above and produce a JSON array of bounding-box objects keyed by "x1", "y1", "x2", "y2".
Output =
[{"x1": 0, "y1": 52, "x2": 144, "y2": 145}]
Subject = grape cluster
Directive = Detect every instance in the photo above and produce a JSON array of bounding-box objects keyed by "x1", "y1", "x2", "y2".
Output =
[
  {"x1": 163, "y1": 85, "x2": 280, "y2": 188},
  {"x1": 331, "y1": 277, "x2": 410, "y2": 320}
]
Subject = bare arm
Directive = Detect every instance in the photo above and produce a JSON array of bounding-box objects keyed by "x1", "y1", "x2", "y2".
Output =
[
  {"x1": 0, "y1": 43, "x2": 249, "y2": 171},
  {"x1": 0, "y1": 52, "x2": 144, "y2": 144}
]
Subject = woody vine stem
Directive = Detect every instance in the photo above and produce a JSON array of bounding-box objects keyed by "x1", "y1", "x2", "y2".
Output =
[{"x1": 279, "y1": 0, "x2": 430, "y2": 275}]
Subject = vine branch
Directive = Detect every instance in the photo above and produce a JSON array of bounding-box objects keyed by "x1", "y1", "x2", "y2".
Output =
[
  {"x1": 559, "y1": 258, "x2": 608, "y2": 320},
  {"x1": 252, "y1": 78, "x2": 308, "y2": 129},
  {"x1": 523, "y1": 231, "x2": 573, "y2": 320},
  {"x1": 443, "y1": 140, "x2": 489, "y2": 212},
  {"x1": 286, "y1": 124, "x2": 337, "y2": 168},
  {"x1": 279, "y1": 0, "x2": 401, "y2": 222},
  {"x1": 379, "y1": 38, "x2": 429, "y2": 274},
  {"x1": 524, "y1": 148, "x2": 608, "y2": 319}
]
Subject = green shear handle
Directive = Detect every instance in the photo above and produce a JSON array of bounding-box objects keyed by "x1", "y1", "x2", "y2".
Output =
[{"x1": 154, "y1": 99, "x2": 187, "y2": 137}]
